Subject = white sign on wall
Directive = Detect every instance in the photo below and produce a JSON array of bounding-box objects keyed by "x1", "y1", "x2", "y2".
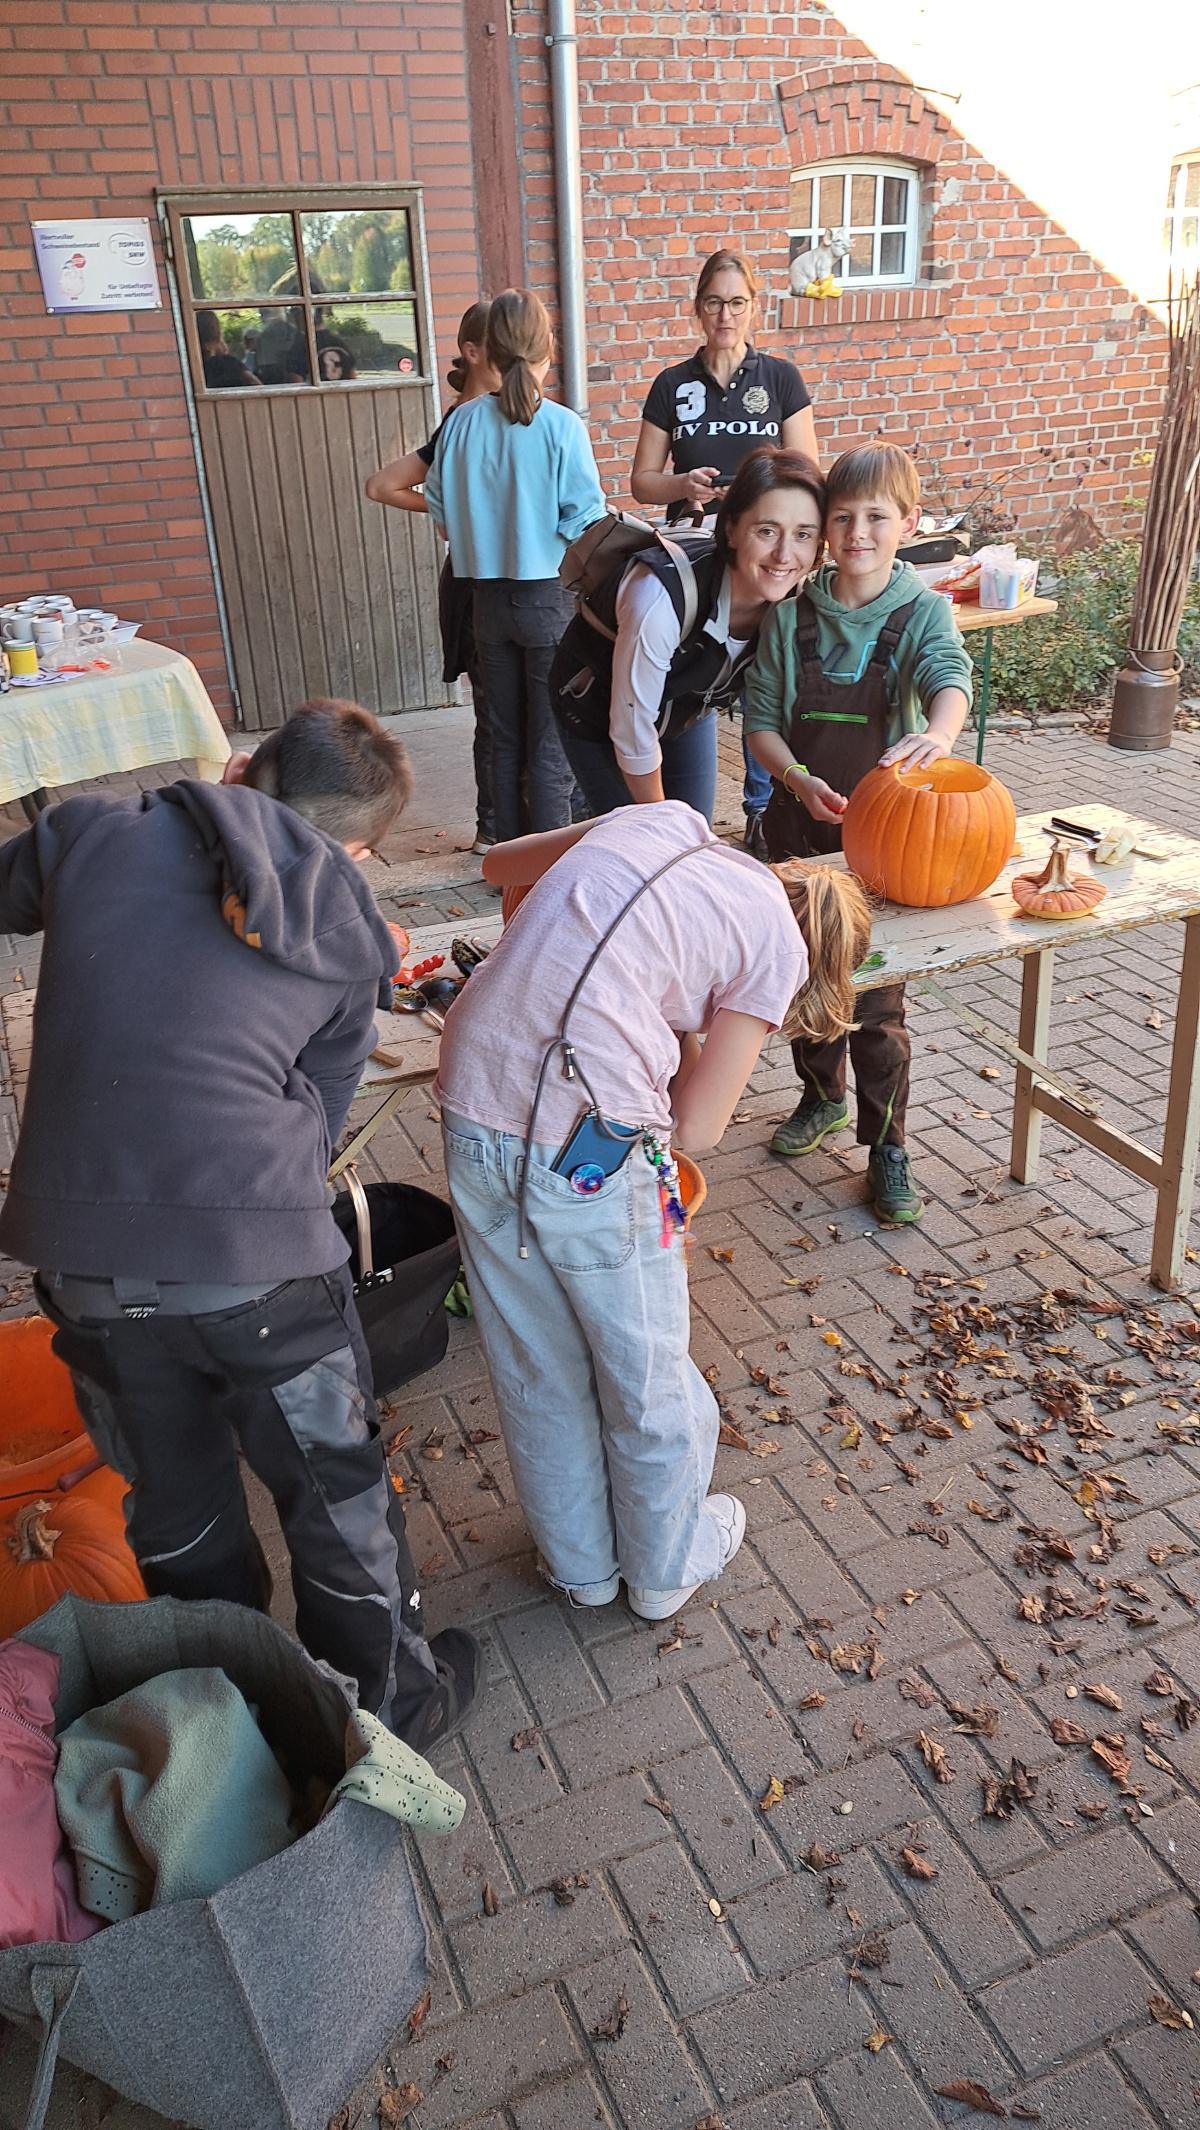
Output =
[{"x1": 32, "y1": 218, "x2": 162, "y2": 315}]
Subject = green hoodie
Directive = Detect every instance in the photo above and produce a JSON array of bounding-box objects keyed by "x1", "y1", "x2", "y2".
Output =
[{"x1": 744, "y1": 559, "x2": 974, "y2": 753}]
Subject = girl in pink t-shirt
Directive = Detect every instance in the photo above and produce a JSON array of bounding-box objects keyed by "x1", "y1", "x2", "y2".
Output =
[{"x1": 437, "y1": 801, "x2": 870, "y2": 1620}]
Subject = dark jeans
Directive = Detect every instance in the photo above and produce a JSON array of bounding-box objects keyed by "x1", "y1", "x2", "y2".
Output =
[
  {"x1": 36, "y1": 1264, "x2": 441, "y2": 1745},
  {"x1": 561, "y1": 713, "x2": 718, "y2": 823},
  {"x1": 473, "y1": 578, "x2": 576, "y2": 841},
  {"x1": 466, "y1": 648, "x2": 495, "y2": 840},
  {"x1": 791, "y1": 982, "x2": 911, "y2": 1148}
]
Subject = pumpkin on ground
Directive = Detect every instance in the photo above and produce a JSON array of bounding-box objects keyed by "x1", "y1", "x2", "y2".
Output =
[
  {"x1": 1011, "y1": 839, "x2": 1107, "y2": 920},
  {"x1": 841, "y1": 757, "x2": 1017, "y2": 910},
  {"x1": 0, "y1": 1496, "x2": 145, "y2": 1635},
  {"x1": 0, "y1": 1316, "x2": 128, "y2": 1519}
]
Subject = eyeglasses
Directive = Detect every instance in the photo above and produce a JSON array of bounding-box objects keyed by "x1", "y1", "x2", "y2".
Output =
[{"x1": 699, "y1": 295, "x2": 750, "y2": 316}]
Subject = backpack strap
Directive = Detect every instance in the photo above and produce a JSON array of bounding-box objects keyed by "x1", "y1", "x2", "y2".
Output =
[
  {"x1": 793, "y1": 592, "x2": 823, "y2": 671},
  {"x1": 869, "y1": 597, "x2": 921, "y2": 669},
  {"x1": 655, "y1": 533, "x2": 701, "y2": 639}
]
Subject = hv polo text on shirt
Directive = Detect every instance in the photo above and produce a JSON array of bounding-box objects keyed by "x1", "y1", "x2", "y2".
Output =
[{"x1": 641, "y1": 348, "x2": 812, "y2": 502}]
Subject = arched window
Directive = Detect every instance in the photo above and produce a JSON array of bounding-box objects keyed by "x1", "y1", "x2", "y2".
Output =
[{"x1": 788, "y1": 161, "x2": 920, "y2": 288}]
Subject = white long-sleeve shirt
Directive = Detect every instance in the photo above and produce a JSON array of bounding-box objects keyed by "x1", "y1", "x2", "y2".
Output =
[{"x1": 609, "y1": 567, "x2": 749, "y2": 775}]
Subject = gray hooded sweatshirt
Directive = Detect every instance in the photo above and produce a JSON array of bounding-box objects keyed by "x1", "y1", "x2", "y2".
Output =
[{"x1": 0, "y1": 781, "x2": 395, "y2": 1282}]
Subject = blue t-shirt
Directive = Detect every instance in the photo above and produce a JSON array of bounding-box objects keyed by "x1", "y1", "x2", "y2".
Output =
[{"x1": 424, "y1": 393, "x2": 606, "y2": 581}]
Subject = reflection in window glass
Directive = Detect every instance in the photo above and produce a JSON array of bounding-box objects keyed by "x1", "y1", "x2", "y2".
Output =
[
  {"x1": 881, "y1": 175, "x2": 909, "y2": 226},
  {"x1": 878, "y1": 230, "x2": 905, "y2": 277},
  {"x1": 790, "y1": 178, "x2": 811, "y2": 228},
  {"x1": 300, "y1": 210, "x2": 413, "y2": 298},
  {"x1": 818, "y1": 174, "x2": 843, "y2": 227},
  {"x1": 197, "y1": 306, "x2": 297, "y2": 389},
  {"x1": 846, "y1": 231, "x2": 873, "y2": 277},
  {"x1": 321, "y1": 301, "x2": 420, "y2": 378},
  {"x1": 184, "y1": 213, "x2": 298, "y2": 302},
  {"x1": 850, "y1": 172, "x2": 875, "y2": 225}
]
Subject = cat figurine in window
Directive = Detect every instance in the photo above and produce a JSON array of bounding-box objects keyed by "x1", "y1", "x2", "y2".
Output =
[{"x1": 788, "y1": 227, "x2": 850, "y2": 299}]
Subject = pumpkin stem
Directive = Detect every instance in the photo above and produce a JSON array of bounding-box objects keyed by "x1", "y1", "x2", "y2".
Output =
[
  {"x1": 1035, "y1": 839, "x2": 1074, "y2": 891},
  {"x1": 9, "y1": 1498, "x2": 62, "y2": 1564}
]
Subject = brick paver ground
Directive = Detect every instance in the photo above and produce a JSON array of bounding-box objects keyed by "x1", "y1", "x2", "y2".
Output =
[{"x1": 3, "y1": 721, "x2": 1200, "y2": 2129}]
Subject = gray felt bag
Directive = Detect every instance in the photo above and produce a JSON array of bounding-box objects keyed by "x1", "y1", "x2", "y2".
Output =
[{"x1": 0, "y1": 1594, "x2": 429, "y2": 2130}]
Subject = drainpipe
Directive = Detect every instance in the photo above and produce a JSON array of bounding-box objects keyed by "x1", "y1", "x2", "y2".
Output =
[{"x1": 547, "y1": 0, "x2": 588, "y2": 414}]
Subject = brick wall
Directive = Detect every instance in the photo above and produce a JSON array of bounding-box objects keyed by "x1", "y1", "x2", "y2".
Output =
[
  {"x1": 511, "y1": 0, "x2": 1166, "y2": 534},
  {"x1": 0, "y1": 0, "x2": 480, "y2": 718}
]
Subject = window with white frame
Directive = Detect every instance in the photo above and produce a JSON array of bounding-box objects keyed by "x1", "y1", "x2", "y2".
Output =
[
  {"x1": 1164, "y1": 154, "x2": 1200, "y2": 279},
  {"x1": 788, "y1": 161, "x2": 920, "y2": 287}
]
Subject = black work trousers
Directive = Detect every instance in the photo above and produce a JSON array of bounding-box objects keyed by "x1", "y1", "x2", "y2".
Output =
[
  {"x1": 473, "y1": 577, "x2": 576, "y2": 841},
  {"x1": 791, "y1": 982, "x2": 911, "y2": 1148},
  {"x1": 36, "y1": 1264, "x2": 439, "y2": 1743}
]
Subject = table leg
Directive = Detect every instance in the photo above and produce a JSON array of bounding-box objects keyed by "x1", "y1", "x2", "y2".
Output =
[
  {"x1": 1150, "y1": 911, "x2": 1200, "y2": 1291},
  {"x1": 1011, "y1": 946, "x2": 1054, "y2": 1183},
  {"x1": 974, "y1": 628, "x2": 994, "y2": 765}
]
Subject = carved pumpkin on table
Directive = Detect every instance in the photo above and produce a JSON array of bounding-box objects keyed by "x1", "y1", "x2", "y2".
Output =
[{"x1": 841, "y1": 758, "x2": 1017, "y2": 910}]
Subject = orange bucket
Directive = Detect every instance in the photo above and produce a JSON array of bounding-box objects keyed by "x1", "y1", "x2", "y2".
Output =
[
  {"x1": 0, "y1": 1318, "x2": 127, "y2": 1514},
  {"x1": 675, "y1": 1152, "x2": 707, "y2": 1228}
]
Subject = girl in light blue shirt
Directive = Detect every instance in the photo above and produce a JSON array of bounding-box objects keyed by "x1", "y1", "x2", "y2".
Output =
[{"x1": 425, "y1": 290, "x2": 606, "y2": 841}]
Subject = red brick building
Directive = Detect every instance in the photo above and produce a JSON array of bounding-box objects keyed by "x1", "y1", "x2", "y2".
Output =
[{"x1": 0, "y1": 0, "x2": 1164, "y2": 728}]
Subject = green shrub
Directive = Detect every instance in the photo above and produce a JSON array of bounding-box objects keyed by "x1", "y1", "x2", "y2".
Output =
[{"x1": 978, "y1": 539, "x2": 1200, "y2": 714}]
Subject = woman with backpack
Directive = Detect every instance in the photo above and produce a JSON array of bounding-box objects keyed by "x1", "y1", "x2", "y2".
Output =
[
  {"x1": 366, "y1": 300, "x2": 499, "y2": 850},
  {"x1": 436, "y1": 802, "x2": 871, "y2": 1619},
  {"x1": 424, "y1": 290, "x2": 606, "y2": 841},
  {"x1": 552, "y1": 447, "x2": 824, "y2": 823},
  {"x1": 631, "y1": 249, "x2": 818, "y2": 854}
]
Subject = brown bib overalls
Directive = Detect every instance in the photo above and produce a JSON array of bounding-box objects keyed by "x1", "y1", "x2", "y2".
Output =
[{"x1": 762, "y1": 594, "x2": 918, "y2": 1149}]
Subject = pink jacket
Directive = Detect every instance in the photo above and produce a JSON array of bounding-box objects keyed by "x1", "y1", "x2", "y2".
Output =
[{"x1": 0, "y1": 1636, "x2": 101, "y2": 1947}]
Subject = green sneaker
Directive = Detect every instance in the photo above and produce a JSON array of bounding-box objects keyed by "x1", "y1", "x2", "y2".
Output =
[
  {"x1": 770, "y1": 1097, "x2": 850, "y2": 1159},
  {"x1": 868, "y1": 1146, "x2": 924, "y2": 1225}
]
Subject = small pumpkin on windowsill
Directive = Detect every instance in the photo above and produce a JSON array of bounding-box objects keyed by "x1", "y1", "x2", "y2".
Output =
[{"x1": 1011, "y1": 838, "x2": 1108, "y2": 921}]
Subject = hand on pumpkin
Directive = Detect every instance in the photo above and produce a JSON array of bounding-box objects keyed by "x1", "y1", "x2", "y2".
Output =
[
  {"x1": 795, "y1": 774, "x2": 848, "y2": 825},
  {"x1": 879, "y1": 730, "x2": 953, "y2": 771}
]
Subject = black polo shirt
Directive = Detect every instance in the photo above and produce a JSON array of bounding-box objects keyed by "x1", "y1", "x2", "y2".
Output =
[{"x1": 642, "y1": 346, "x2": 811, "y2": 520}]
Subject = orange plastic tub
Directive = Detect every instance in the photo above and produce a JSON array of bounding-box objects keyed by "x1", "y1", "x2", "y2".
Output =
[{"x1": 0, "y1": 1318, "x2": 127, "y2": 1513}]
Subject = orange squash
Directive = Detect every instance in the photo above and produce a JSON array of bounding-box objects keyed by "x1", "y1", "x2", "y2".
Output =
[
  {"x1": 841, "y1": 757, "x2": 1017, "y2": 910},
  {"x1": 1011, "y1": 839, "x2": 1107, "y2": 921},
  {"x1": 0, "y1": 1317, "x2": 128, "y2": 1519},
  {"x1": 0, "y1": 1496, "x2": 145, "y2": 1635}
]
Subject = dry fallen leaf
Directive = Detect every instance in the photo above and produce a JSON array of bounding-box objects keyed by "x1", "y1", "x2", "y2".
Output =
[
  {"x1": 1144, "y1": 1669, "x2": 1176, "y2": 1697},
  {"x1": 511, "y1": 1727, "x2": 542, "y2": 1752},
  {"x1": 407, "y1": 1991, "x2": 431, "y2": 2042},
  {"x1": 717, "y1": 1420, "x2": 750, "y2": 1451},
  {"x1": 864, "y1": 2028, "x2": 894, "y2": 2052},
  {"x1": 551, "y1": 1872, "x2": 590, "y2": 1905},
  {"x1": 1091, "y1": 1733, "x2": 1135, "y2": 1792},
  {"x1": 822, "y1": 1329, "x2": 844, "y2": 1348},
  {"x1": 759, "y1": 1775, "x2": 786, "y2": 1812},
  {"x1": 916, "y1": 1729, "x2": 955, "y2": 1783},
  {"x1": 899, "y1": 1845, "x2": 938, "y2": 1881},
  {"x1": 1049, "y1": 1717, "x2": 1087, "y2": 1747},
  {"x1": 1084, "y1": 1682, "x2": 1123, "y2": 1712},
  {"x1": 591, "y1": 1991, "x2": 630, "y2": 2042},
  {"x1": 935, "y1": 2077, "x2": 1007, "y2": 2116},
  {"x1": 482, "y1": 1881, "x2": 499, "y2": 1916},
  {"x1": 979, "y1": 1065, "x2": 1002, "y2": 1082},
  {"x1": 709, "y1": 1245, "x2": 735, "y2": 1263},
  {"x1": 796, "y1": 1689, "x2": 828, "y2": 1711},
  {"x1": 378, "y1": 2086, "x2": 424, "y2": 2124},
  {"x1": 981, "y1": 1761, "x2": 1038, "y2": 1818},
  {"x1": 1149, "y1": 1994, "x2": 1194, "y2": 2031}
]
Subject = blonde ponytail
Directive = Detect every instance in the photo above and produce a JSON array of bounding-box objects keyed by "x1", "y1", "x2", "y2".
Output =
[
  {"x1": 485, "y1": 288, "x2": 552, "y2": 427},
  {"x1": 771, "y1": 860, "x2": 873, "y2": 1045}
]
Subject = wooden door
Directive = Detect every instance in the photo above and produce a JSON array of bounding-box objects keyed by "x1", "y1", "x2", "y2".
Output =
[{"x1": 164, "y1": 189, "x2": 454, "y2": 730}]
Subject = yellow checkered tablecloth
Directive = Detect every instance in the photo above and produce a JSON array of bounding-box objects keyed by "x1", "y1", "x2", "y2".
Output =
[{"x1": 0, "y1": 639, "x2": 231, "y2": 805}]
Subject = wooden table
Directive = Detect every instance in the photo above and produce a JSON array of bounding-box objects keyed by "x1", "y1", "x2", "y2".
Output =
[
  {"x1": 955, "y1": 596, "x2": 1059, "y2": 762},
  {"x1": 0, "y1": 640, "x2": 230, "y2": 820},
  {"x1": 857, "y1": 802, "x2": 1200, "y2": 1290},
  {"x1": 351, "y1": 804, "x2": 1200, "y2": 1288}
]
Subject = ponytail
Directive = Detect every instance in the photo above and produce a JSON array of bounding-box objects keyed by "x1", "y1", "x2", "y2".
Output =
[
  {"x1": 499, "y1": 358, "x2": 542, "y2": 426},
  {"x1": 485, "y1": 288, "x2": 553, "y2": 427},
  {"x1": 771, "y1": 860, "x2": 873, "y2": 1045}
]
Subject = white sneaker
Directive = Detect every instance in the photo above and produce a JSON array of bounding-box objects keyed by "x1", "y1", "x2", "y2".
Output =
[
  {"x1": 627, "y1": 1495, "x2": 746, "y2": 1621},
  {"x1": 470, "y1": 833, "x2": 495, "y2": 856}
]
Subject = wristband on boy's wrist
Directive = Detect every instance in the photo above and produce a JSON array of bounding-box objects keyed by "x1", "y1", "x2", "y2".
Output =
[{"x1": 781, "y1": 761, "x2": 808, "y2": 792}]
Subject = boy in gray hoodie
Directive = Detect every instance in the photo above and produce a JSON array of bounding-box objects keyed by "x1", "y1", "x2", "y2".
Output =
[
  {"x1": 745, "y1": 444, "x2": 974, "y2": 1225},
  {"x1": 0, "y1": 699, "x2": 479, "y2": 1753}
]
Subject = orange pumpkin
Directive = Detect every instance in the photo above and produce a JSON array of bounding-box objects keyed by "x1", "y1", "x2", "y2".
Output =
[
  {"x1": 841, "y1": 758, "x2": 1017, "y2": 909},
  {"x1": 1011, "y1": 839, "x2": 1107, "y2": 921},
  {"x1": 0, "y1": 1495, "x2": 145, "y2": 1635},
  {"x1": 0, "y1": 1317, "x2": 128, "y2": 1520}
]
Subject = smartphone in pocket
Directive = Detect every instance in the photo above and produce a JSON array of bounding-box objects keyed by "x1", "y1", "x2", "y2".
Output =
[{"x1": 550, "y1": 1111, "x2": 643, "y2": 1180}]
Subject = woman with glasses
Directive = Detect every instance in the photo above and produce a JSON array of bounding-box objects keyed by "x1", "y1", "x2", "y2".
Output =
[{"x1": 631, "y1": 250, "x2": 817, "y2": 852}]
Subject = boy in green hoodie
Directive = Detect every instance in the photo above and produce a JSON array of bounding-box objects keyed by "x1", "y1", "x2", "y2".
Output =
[{"x1": 744, "y1": 443, "x2": 973, "y2": 1224}]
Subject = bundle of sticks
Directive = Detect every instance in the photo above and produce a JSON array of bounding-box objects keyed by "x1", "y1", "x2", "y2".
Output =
[{"x1": 1130, "y1": 271, "x2": 1200, "y2": 658}]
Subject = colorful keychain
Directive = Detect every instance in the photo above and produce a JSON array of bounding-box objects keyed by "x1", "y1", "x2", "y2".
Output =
[{"x1": 642, "y1": 1133, "x2": 687, "y2": 1248}]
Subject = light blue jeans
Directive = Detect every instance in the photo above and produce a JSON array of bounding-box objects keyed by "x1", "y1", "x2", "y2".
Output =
[{"x1": 442, "y1": 1112, "x2": 724, "y2": 1594}]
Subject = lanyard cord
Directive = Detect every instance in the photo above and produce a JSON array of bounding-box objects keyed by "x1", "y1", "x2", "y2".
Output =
[{"x1": 517, "y1": 840, "x2": 713, "y2": 1258}]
